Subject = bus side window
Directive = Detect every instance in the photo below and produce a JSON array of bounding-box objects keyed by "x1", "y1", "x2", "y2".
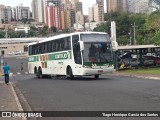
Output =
[
  {"x1": 32, "y1": 45, "x2": 35, "y2": 55},
  {"x1": 55, "y1": 40, "x2": 58, "y2": 52},
  {"x1": 64, "y1": 37, "x2": 71, "y2": 50},
  {"x1": 39, "y1": 44, "x2": 42, "y2": 54},
  {"x1": 51, "y1": 40, "x2": 53, "y2": 52},
  {"x1": 42, "y1": 43, "x2": 45, "y2": 54},
  {"x1": 59, "y1": 39, "x2": 64, "y2": 51},
  {"x1": 47, "y1": 42, "x2": 51, "y2": 53},
  {"x1": 52, "y1": 41, "x2": 56, "y2": 52},
  {"x1": 29, "y1": 46, "x2": 32, "y2": 55}
]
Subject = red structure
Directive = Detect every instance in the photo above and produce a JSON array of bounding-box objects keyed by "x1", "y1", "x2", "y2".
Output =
[{"x1": 46, "y1": 5, "x2": 62, "y2": 30}]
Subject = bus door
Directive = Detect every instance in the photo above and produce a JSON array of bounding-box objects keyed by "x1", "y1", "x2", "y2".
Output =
[{"x1": 72, "y1": 35, "x2": 82, "y2": 74}]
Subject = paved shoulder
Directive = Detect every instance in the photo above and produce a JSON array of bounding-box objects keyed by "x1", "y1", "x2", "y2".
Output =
[
  {"x1": 0, "y1": 81, "x2": 23, "y2": 120},
  {"x1": 112, "y1": 72, "x2": 160, "y2": 80}
]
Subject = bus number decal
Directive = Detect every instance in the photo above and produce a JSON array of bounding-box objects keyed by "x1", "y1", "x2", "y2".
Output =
[{"x1": 48, "y1": 51, "x2": 72, "y2": 60}]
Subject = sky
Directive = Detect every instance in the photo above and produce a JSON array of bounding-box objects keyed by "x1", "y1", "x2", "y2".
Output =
[{"x1": 0, "y1": 0, "x2": 106, "y2": 15}]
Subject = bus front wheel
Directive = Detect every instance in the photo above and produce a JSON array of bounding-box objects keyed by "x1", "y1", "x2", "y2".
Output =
[
  {"x1": 67, "y1": 67, "x2": 74, "y2": 80},
  {"x1": 94, "y1": 75, "x2": 99, "y2": 79}
]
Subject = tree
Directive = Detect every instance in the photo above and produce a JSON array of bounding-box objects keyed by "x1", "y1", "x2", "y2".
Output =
[
  {"x1": 0, "y1": 31, "x2": 5, "y2": 38},
  {"x1": 145, "y1": 11, "x2": 160, "y2": 44},
  {"x1": 30, "y1": 26, "x2": 38, "y2": 31},
  {"x1": 94, "y1": 12, "x2": 149, "y2": 45},
  {"x1": 62, "y1": 28, "x2": 69, "y2": 33},
  {"x1": 40, "y1": 26, "x2": 48, "y2": 36},
  {"x1": 50, "y1": 26, "x2": 57, "y2": 33}
]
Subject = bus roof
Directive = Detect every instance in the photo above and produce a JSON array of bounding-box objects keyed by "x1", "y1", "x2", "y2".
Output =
[{"x1": 28, "y1": 32, "x2": 108, "y2": 46}]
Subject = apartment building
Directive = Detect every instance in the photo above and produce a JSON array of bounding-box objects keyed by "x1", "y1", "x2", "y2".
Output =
[
  {"x1": 46, "y1": 4, "x2": 62, "y2": 30},
  {"x1": 126, "y1": 0, "x2": 149, "y2": 13},
  {"x1": 0, "y1": 5, "x2": 12, "y2": 24},
  {"x1": 93, "y1": 4, "x2": 104, "y2": 23},
  {"x1": 31, "y1": 0, "x2": 39, "y2": 22},
  {"x1": 15, "y1": 4, "x2": 30, "y2": 20},
  {"x1": 88, "y1": 7, "x2": 94, "y2": 22},
  {"x1": 107, "y1": 0, "x2": 126, "y2": 13}
]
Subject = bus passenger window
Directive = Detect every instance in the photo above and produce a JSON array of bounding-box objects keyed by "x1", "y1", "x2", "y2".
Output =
[
  {"x1": 64, "y1": 37, "x2": 71, "y2": 50},
  {"x1": 61, "y1": 39, "x2": 65, "y2": 51},
  {"x1": 51, "y1": 41, "x2": 56, "y2": 52}
]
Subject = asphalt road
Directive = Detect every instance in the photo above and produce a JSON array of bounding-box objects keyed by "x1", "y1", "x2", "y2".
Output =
[
  {"x1": 12, "y1": 74, "x2": 160, "y2": 120},
  {"x1": 3, "y1": 56, "x2": 160, "y2": 120},
  {"x1": 3, "y1": 56, "x2": 28, "y2": 74}
]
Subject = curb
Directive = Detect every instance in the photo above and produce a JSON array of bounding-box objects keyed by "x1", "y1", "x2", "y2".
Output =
[
  {"x1": 112, "y1": 73, "x2": 160, "y2": 80},
  {"x1": 10, "y1": 82, "x2": 27, "y2": 120}
]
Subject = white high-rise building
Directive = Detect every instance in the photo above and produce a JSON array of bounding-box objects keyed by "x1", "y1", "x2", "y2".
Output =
[
  {"x1": 76, "y1": 11, "x2": 84, "y2": 25},
  {"x1": 38, "y1": 0, "x2": 45, "y2": 23},
  {"x1": 93, "y1": 4, "x2": 104, "y2": 23},
  {"x1": 11, "y1": 7, "x2": 16, "y2": 20},
  {"x1": 31, "y1": 0, "x2": 39, "y2": 22},
  {"x1": 0, "y1": 5, "x2": 5, "y2": 24},
  {"x1": 88, "y1": 7, "x2": 94, "y2": 22},
  {"x1": 0, "y1": 5, "x2": 12, "y2": 24},
  {"x1": 5, "y1": 6, "x2": 12, "y2": 22},
  {"x1": 15, "y1": 4, "x2": 30, "y2": 20}
]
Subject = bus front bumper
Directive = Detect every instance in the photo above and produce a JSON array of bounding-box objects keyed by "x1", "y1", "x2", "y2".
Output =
[{"x1": 82, "y1": 67, "x2": 115, "y2": 76}]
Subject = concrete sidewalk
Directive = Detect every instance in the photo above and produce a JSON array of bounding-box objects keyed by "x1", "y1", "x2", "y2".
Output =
[{"x1": 0, "y1": 80, "x2": 23, "y2": 120}]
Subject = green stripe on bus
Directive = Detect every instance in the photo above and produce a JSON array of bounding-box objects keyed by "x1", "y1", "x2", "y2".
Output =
[
  {"x1": 28, "y1": 51, "x2": 72, "y2": 62},
  {"x1": 28, "y1": 56, "x2": 39, "y2": 62},
  {"x1": 42, "y1": 55, "x2": 45, "y2": 61},
  {"x1": 44, "y1": 62, "x2": 47, "y2": 68}
]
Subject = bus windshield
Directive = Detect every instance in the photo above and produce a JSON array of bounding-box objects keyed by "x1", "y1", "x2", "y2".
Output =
[{"x1": 81, "y1": 34, "x2": 112, "y2": 63}]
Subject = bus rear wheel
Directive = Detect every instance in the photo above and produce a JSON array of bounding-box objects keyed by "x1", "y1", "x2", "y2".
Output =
[
  {"x1": 37, "y1": 67, "x2": 42, "y2": 79},
  {"x1": 94, "y1": 75, "x2": 99, "y2": 79}
]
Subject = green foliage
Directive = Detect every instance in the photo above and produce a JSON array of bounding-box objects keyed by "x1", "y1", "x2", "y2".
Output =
[
  {"x1": 62, "y1": 28, "x2": 69, "y2": 33},
  {"x1": 51, "y1": 26, "x2": 57, "y2": 33},
  {"x1": 93, "y1": 11, "x2": 160, "y2": 45},
  {"x1": 40, "y1": 26, "x2": 48, "y2": 36},
  {"x1": 0, "y1": 31, "x2": 5, "y2": 38},
  {"x1": 30, "y1": 26, "x2": 38, "y2": 31},
  {"x1": 145, "y1": 11, "x2": 160, "y2": 32}
]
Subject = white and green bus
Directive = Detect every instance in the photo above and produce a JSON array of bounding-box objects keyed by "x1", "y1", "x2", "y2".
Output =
[{"x1": 28, "y1": 32, "x2": 118, "y2": 79}]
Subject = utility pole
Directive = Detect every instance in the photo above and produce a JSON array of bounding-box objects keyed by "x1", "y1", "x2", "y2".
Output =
[
  {"x1": 133, "y1": 22, "x2": 136, "y2": 45},
  {"x1": 5, "y1": 25, "x2": 8, "y2": 38},
  {"x1": 5, "y1": 30, "x2": 8, "y2": 39}
]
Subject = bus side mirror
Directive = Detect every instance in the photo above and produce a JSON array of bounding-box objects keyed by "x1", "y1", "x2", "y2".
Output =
[
  {"x1": 112, "y1": 41, "x2": 118, "y2": 51},
  {"x1": 79, "y1": 41, "x2": 84, "y2": 51}
]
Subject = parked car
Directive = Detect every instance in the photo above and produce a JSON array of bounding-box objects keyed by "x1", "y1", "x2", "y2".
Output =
[
  {"x1": 143, "y1": 57, "x2": 155, "y2": 66},
  {"x1": 14, "y1": 51, "x2": 22, "y2": 55},
  {"x1": 118, "y1": 52, "x2": 140, "y2": 68}
]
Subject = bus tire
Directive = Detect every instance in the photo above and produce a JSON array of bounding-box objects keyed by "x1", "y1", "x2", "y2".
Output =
[
  {"x1": 34, "y1": 66, "x2": 37, "y2": 75},
  {"x1": 37, "y1": 67, "x2": 42, "y2": 79},
  {"x1": 68, "y1": 67, "x2": 74, "y2": 80},
  {"x1": 95, "y1": 75, "x2": 99, "y2": 79}
]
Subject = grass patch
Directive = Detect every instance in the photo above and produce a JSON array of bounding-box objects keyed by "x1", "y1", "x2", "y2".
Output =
[{"x1": 117, "y1": 67, "x2": 160, "y2": 75}]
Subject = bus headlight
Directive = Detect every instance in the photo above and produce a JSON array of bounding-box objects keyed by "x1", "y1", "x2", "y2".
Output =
[{"x1": 83, "y1": 65, "x2": 91, "y2": 68}]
